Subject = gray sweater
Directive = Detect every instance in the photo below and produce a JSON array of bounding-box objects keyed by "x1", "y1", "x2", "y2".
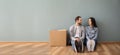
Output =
[{"x1": 69, "y1": 24, "x2": 85, "y2": 40}]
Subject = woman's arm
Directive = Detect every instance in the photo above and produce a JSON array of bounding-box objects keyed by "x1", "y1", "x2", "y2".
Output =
[{"x1": 93, "y1": 28, "x2": 98, "y2": 40}]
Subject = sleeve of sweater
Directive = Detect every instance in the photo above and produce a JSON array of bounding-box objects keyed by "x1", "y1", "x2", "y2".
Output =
[
  {"x1": 79, "y1": 26, "x2": 85, "y2": 40},
  {"x1": 69, "y1": 25, "x2": 75, "y2": 40},
  {"x1": 93, "y1": 28, "x2": 98, "y2": 40}
]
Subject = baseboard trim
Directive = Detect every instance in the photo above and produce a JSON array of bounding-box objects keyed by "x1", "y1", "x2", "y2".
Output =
[
  {"x1": 98, "y1": 41, "x2": 120, "y2": 44},
  {"x1": 0, "y1": 41, "x2": 119, "y2": 44},
  {"x1": 0, "y1": 42, "x2": 49, "y2": 44}
]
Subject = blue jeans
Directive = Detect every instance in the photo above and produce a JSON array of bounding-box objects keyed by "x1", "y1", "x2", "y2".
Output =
[{"x1": 71, "y1": 39, "x2": 84, "y2": 52}]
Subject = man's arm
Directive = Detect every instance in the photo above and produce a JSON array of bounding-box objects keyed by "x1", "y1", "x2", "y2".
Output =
[
  {"x1": 80, "y1": 26, "x2": 85, "y2": 40},
  {"x1": 69, "y1": 25, "x2": 75, "y2": 40}
]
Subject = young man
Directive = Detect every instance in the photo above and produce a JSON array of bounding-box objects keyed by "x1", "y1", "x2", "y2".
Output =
[{"x1": 69, "y1": 16, "x2": 85, "y2": 53}]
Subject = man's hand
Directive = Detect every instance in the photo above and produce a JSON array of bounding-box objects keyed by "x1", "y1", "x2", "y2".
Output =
[{"x1": 75, "y1": 37, "x2": 80, "y2": 41}]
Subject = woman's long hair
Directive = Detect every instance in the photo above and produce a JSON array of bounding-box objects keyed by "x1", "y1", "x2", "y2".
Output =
[{"x1": 89, "y1": 17, "x2": 97, "y2": 27}]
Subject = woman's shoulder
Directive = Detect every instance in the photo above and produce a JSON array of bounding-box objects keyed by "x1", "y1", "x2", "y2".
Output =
[{"x1": 94, "y1": 27, "x2": 98, "y2": 30}]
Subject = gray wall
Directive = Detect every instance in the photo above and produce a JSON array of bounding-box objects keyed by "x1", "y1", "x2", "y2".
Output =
[{"x1": 0, "y1": 0, "x2": 120, "y2": 42}]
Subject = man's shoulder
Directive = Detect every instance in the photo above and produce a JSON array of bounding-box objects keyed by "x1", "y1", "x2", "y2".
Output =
[
  {"x1": 81, "y1": 25, "x2": 84, "y2": 27},
  {"x1": 80, "y1": 25, "x2": 85, "y2": 28}
]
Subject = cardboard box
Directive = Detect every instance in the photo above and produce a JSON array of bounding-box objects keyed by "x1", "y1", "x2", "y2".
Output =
[{"x1": 50, "y1": 29, "x2": 66, "y2": 46}]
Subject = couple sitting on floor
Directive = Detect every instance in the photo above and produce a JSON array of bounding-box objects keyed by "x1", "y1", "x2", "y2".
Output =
[{"x1": 69, "y1": 16, "x2": 98, "y2": 53}]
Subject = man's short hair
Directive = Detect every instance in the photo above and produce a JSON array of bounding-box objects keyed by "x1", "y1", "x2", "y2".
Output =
[{"x1": 75, "y1": 16, "x2": 81, "y2": 22}]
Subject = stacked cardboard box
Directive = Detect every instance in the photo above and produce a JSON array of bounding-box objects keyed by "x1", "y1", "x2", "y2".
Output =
[{"x1": 50, "y1": 29, "x2": 66, "y2": 46}]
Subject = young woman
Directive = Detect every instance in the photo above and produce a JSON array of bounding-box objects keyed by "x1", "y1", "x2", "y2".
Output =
[{"x1": 86, "y1": 17, "x2": 98, "y2": 52}]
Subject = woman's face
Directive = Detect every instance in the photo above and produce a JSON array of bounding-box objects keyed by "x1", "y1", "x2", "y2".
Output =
[{"x1": 88, "y1": 19, "x2": 92, "y2": 26}]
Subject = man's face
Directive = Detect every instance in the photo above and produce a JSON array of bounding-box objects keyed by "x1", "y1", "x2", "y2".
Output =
[{"x1": 78, "y1": 18, "x2": 82, "y2": 25}]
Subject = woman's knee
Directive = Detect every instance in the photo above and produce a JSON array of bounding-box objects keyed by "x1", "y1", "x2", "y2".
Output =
[{"x1": 87, "y1": 40, "x2": 91, "y2": 45}]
